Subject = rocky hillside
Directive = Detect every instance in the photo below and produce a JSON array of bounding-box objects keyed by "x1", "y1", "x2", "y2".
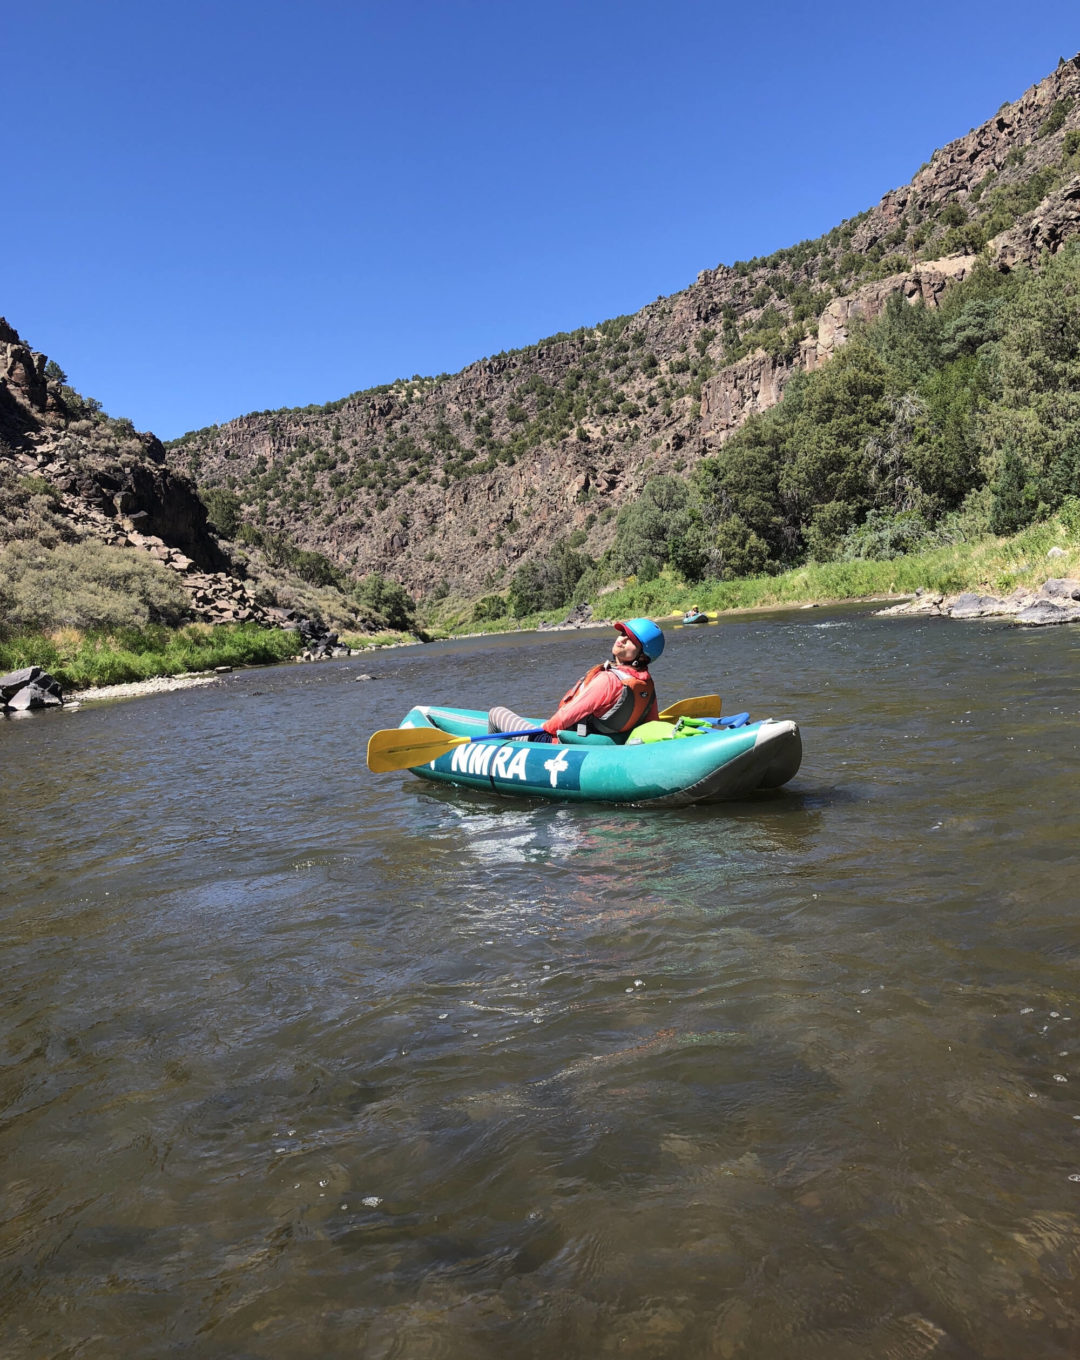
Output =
[
  {"x1": 0, "y1": 321, "x2": 277, "y2": 625},
  {"x1": 165, "y1": 56, "x2": 1080, "y2": 602}
]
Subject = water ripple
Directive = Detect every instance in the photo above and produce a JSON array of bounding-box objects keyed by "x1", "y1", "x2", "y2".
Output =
[{"x1": 2, "y1": 610, "x2": 1080, "y2": 1357}]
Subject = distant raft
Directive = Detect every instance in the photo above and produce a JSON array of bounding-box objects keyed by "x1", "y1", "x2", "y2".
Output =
[
  {"x1": 681, "y1": 611, "x2": 709, "y2": 624},
  {"x1": 395, "y1": 705, "x2": 802, "y2": 807}
]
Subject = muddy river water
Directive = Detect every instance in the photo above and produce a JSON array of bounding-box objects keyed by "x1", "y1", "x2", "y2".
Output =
[{"x1": 2, "y1": 605, "x2": 1079, "y2": 1358}]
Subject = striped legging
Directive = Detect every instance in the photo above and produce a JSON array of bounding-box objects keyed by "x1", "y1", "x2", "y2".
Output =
[{"x1": 487, "y1": 706, "x2": 555, "y2": 742}]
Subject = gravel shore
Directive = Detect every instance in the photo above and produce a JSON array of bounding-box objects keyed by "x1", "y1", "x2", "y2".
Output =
[{"x1": 73, "y1": 673, "x2": 222, "y2": 703}]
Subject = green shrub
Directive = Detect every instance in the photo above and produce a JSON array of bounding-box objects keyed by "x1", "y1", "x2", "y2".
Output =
[
  {"x1": 1058, "y1": 495, "x2": 1080, "y2": 535},
  {"x1": 201, "y1": 485, "x2": 243, "y2": 537},
  {"x1": 508, "y1": 539, "x2": 592, "y2": 616},
  {"x1": 58, "y1": 386, "x2": 103, "y2": 418},
  {"x1": 17, "y1": 475, "x2": 62, "y2": 503},
  {"x1": 237, "y1": 523, "x2": 344, "y2": 586},
  {"x1": 353, "y1": 573, "x2": 416, "y2": 631},
  {"x1": 988, "y1": 449, "x2": 1039, "y2": 534},
  {"x1": 472, "y1": 594, "x2": 507, "y2": 623},
  {"x1": 0, "y1": 541, "x2": 189, "y2": 634},
  {"x1": 839, "y1": 509, "x2": 933, "y2": 560},
  {"x1": 610, "y1": 475, "x2": 697, "y2": 576},
  {"x1": 1037, "y1": 96, "x2": 1075, "y2": 138}
]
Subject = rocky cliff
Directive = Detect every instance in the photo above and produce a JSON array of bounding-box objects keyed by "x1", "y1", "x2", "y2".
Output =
[
  {"x1": 12, "y1": 57, "x2": 1080, "y2": 614},
  {"x1": 0, "y1": 320, "x2": 274, "y2": 625},
  {"x1": 165, "y1": 56, "x2": 1080, "y2": 601}
]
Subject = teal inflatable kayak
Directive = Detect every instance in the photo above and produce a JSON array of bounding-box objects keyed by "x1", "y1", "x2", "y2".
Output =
[
  {"x1": 681, "y1": 611, "x2": 708, "y2": 624},
  {"x1": 396, "y1": 705, "x2": 802, "y2": 806}
]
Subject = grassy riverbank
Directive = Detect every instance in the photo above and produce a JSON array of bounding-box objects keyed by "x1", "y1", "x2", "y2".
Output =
[
  {"x1": 431, "y1": 512, "x2": 1080, "y2": 635},
  {"x1": 0, "y1": 622, "x2": 304, "y2": 691},
  {"x1": 597, "y1": 516, "x2": 1080, "y2": 621},
  {"x1": 0, "y1": 620, "x2": 425, "y2": 691},
  {"x1": 4, "y1": 517, "x2": 1077, "y2": 690}
]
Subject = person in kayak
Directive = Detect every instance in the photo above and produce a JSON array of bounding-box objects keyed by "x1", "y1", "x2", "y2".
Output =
[{"x1": 488, "y1": 617, "x2": 664, "y2": 743}]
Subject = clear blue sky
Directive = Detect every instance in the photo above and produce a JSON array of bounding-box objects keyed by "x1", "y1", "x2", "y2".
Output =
[{"x1": 5, "y1": 1, "x2": 1079, "y2": 439}]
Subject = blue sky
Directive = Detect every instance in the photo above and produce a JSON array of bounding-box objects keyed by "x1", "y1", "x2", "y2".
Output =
[{"x1": 5, "y1": 1, "x2": 1080, "y2": 439}]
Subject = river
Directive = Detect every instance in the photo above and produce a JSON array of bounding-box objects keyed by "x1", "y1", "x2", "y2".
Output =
[{"x1": 2, "y1": 606, "x2": 1079, "y2": 1359}]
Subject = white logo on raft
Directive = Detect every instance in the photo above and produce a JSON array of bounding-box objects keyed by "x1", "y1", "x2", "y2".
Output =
[
  {"x1": 544, "y1": 749, "x2": 570, "y2": 787},
  {"x1": 446, "y1": 742, "x2": 532, "y2": 780}
]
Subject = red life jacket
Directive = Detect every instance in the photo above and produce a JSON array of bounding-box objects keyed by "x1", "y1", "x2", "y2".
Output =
[{"x1": 560, "y1": 662, "x2": 656, "y2": 736}]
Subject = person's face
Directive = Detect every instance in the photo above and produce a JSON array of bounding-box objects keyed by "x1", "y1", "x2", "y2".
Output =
[{"x1": 612, "y1": 631, "x2": 643, "y2": 665}]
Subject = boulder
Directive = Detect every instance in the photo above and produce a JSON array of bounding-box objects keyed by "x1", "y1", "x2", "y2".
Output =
[
  {"x1": 1016, "y1": 598, "x2": 1080, "y2": 626},
  {"x1": 1039, "y1": 577, "x2": 1080, "y2": 601},
  {"x1": 562, "y1": 602, "x2": 594, "y2": 627},
  {"x1": 0, "y1": 666, "x2": 43, "y2": 701},
  {"x1": 948, "y1": 593, "x2": 1008, "y2": 619},
  {"x1": 8, "y1": 681, "x2": 63, "y2": 710},
  {"x1": 876, "y1": 594, "x2": 943, "y2": 615},
  {"x1": 1, "y1": 667, "x2": 64, "y2": 711}
]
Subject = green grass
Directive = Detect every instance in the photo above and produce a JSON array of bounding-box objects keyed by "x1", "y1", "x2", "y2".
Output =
[
  {"x1": 422, "y1": 600, "x2": 566, "y2": 635},
  {"x1": 597, "y1": 553, "x2": 970, "y2": 620},
  {"x1": 7, "y1": 520, "x2": 1074, "y2": 690},
  {"x1": 441, "y1": 514, "x2": 1080, "y2": 634},
  {"x1": 0, "y1": 623, "x2": 303, "y2": 691}
]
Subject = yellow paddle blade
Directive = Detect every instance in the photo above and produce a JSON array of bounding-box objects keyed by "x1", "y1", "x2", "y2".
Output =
[
  {"x1": 658, "y1": 694, "x2": 721, "y2": 720},
  {"x1": 367, "y1": 725, "x2": 469, "y2": 773}
]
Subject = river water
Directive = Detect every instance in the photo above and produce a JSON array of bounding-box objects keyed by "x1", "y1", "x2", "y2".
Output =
[{"x1": 2, "y1": 606, "x2": 1079, "y2": 1359}]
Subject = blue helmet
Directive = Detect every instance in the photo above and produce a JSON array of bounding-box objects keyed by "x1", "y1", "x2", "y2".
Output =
[{"x1": 615, "y1": 617, "x2": 665, "y2": 662}]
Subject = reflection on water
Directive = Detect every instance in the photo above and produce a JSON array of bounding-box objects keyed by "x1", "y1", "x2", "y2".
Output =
[{"x1": 2, "y1": 607, "x2": 1080, "y2": 1358}]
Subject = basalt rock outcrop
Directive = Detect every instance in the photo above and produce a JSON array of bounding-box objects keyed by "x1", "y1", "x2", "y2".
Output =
[
  {"x1": 879, "y1": 578, "x2": 1080, "y2": 626},
  {"x1": 989, "y1": 175, "x2": 1080, "y2": 270},
  {"x1": 270, "y1": 610, "x2": 353, "y2": 660},
  {"x1": 2, "y1": 327, "x2": 226, "y2": 570},
  {"x1": 165, "y1": 57, "x2": 1080, "y2": 599},
  {"x1": 1, "y1": 321, "x2": 279, "y2": 627},
  {"x1": 0, "y1": 666, "x2": 64, "y2": 713}
]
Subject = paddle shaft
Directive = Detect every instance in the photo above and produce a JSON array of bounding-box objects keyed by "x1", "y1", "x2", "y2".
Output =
[
  {"x1": 443, "y1": 698, "x2": 720, "y2": 745},
  {"x1": 367, "y1": 695, "x2": 723, "y2": 772}
]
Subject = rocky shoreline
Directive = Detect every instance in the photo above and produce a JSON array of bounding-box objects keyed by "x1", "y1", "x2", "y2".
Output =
[
  {"x1": 5, "y1": 579, "x2": 1077, "y2": 717},
  {"x1": 877, "y1": 576, "x2": 1080, "y2": 625},
  {"x1": 0, "y1": 630, "x2": 425, "y2": 714},
  {"x1": 0, "y1": 664, "x2": 225, "y2": 713}
]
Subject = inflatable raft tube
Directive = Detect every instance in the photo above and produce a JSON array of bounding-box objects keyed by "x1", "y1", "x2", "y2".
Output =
[{"x1": 396, "y1": 705, "x2": 802, "y2": 806}]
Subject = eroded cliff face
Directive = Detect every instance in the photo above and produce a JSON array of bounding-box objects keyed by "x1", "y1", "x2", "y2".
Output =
[{"x1": 0, "y1": 322, "x2": 273, "y2": 625}]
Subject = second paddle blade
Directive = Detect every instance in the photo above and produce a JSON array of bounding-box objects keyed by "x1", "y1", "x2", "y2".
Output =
[{"x1": 658, "y1": 695, "x2": 721, "y2": 720}]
